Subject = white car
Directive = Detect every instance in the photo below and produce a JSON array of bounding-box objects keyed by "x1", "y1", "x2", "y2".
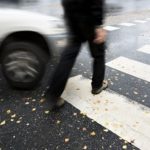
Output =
[{"x1": 0, "y1": 8, "x2": 66, "y2": 89}]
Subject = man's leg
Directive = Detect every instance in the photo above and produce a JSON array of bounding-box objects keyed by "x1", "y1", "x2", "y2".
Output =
[
  {"x1": 88, "y1": 41, "x2": 107, "y2": 93},
  {"x1": 47, "y1": 38, "x2": 82, "y2": 100}
]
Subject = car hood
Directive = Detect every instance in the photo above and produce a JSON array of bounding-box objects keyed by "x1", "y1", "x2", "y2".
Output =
[
  {"x1": 0, "y1": 8, "x2": 66, "y2": 35},
  {"x1": 0, "y1": 8, "x2": 60, "y2": 22}
]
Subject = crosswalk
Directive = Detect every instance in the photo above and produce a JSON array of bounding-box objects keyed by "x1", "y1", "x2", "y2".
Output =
[
  {"x1": 137, "y1": 45, "x2": 150, "y2": 55},
  {"x1": 61, "y1": 18, "x2": 150, "y2": 150},
  {"x1": 103, "y1": 17, "x2": 150, "y2": 31},
  {"x1": 62, "y1": 75, "x2": 150, "y2": 150},
  {"x1": 106, "y1": 57, "x2": 150, "y2": 83},
  {"x1": 119, "y1": 23, "x2": 136, "y2": 27}
]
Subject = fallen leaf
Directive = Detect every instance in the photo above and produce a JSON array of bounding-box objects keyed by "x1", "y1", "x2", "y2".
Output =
[
  {"x1": 105, "y1": 108, "x2": 108, "y2": 111},
  {"x1": 90, "y1": 131, "x2": 96, "y2": 136},
  {"x1": 40, "y1": 99, "x2": 45, "y2": 103},
  {"x1": 120, "y1": 124, "x2": 123, "y2": 128},
  {"x1": 133, "y1": 91, "x2": 138, "y2": 95},
  {"x1": 26, "y1": 123, "x2": 30, "y2": 126},
  {"x1": 122, "y1": 145, "x2": 127, "y2": 149},
  {"x1": 130, "y1": 140, "x2": 135, "y2": 144},
  {"x1": 25, "y1": 102, "x2": 30, "y2": 105},
  {"x1": 82, "y1": 127, "x2": 87, "y2": 131},
  {"x1": 0, "y1": 120, "x2": 6, "y2": 126},
  {"x1": 32, "y1": 108, "x2": 36, "y2": 112},
  {"x1": 80, "y1": 112, "x2": 87, "y2": 116},
  {"x1": 64, "y1": 138, "x2": 69, "y2": 143},
  {"x1": 11, "y1": 119, "x2": 14, "y2": 122},
  {"x1": 73, "y1": 113, "x2": 77, "y2": 116},
  {"x1": 103, "y1": 129, "x2": 109, "y2": 132},
  {"x1": 83, "y1": 145, "x2": 88, "y2": 150},
  {"x1": 44, "y1": 110, "x2": 50, "y2": 114},
  {"x1": 6, "y1": 110, "x2": 11, "y2": 114},
  {"x1": 56, "y1": 120, "x2": 61, "y2": 124},
  {"x1": 11, "y1": 114, "x2": 16, "y2": 118},
  {"x1": 19, "y1": 117, "x2": 23, "y2": 120},
  {"x1": 0, "y1": 99, "x2": 4, "y2": 102},
  {"x1": 110, "y1": 82, "x2": 114, "y2": 85},
  {"x1": 32, "y1": 99, "x2": 36, "y2": 102},
  {"x1": 16, "y1": 120, "x2": 21, "y2": 124}
]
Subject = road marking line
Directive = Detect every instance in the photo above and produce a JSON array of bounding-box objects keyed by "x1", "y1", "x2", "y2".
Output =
[
  {"x1": 146, "y1": 18, "x2": 150, "y2": 21},
  {"x1": 137, "y1": 45, "x2": 150, "y2": 55},
  {"x1": 119, "y1": 23, "x2": 136, "y2": 27},
  {"x1": 134, "y1": 20, "x2": 147, "y2": 23},
  {"x1": 103, "y1": 26, "x2": 120, "y2": 31},
  {"x1": 106, "y1": 57, "x2": 150, "y2": 82},
  {"x1": 62, "y1": 75, "x2": 150, "y2": 150}
]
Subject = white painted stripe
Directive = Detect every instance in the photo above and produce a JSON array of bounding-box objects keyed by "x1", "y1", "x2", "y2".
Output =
[
  {"x1": 134, "y1": 20, "x2": 147, "y2": 23},
  {"x1": 103, "y1": 26, "x2": 120, "y2": 31},
  {"x1": 119, "y1": 23, "x2": 136, "y2": 27},
  {"x1": 62, "y1": 75, "x2": 150, "y2": 150},
  {"x1": 106, "y1": 57, "x2": 150, "y2": 82},
  {"x1": 146, "y1": 18, "x2": 150, "y2": 21},
  {"x1": 137, "y1": 45, "x2": 150, "y2": 55}
]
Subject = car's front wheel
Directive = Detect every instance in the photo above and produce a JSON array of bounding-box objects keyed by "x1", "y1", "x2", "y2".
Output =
[{"x1": 1, "y1": 41, "x2": 48, "y2": 89}]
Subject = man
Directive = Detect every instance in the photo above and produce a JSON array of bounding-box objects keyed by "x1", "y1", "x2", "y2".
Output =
[{"x1": 45, "y1": 0, "x2": 108, "y2": 109}]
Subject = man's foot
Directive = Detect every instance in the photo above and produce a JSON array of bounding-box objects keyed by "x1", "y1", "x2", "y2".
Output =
[
  {"x1": 44, "y1": 93, "x2": 65, "y2": 110},
  {"x1": 55, "y1": 97, "x2": 65, "y2": 109},
  {"x1": 91, "y1": 80, "x2": 108, "y2": 95}
]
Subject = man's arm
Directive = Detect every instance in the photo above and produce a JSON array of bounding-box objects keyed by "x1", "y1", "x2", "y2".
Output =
[
  {"x1": 90, "y1": 0, "x2": 107, "y2": 44},
  {"x1": 90, "y1": 0, "x2": 105, "y2": 26}
]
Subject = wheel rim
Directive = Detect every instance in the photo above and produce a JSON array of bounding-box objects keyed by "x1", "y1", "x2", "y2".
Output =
[{"x1": 4, "y1": 51, "x2": 40, "y2": 83}]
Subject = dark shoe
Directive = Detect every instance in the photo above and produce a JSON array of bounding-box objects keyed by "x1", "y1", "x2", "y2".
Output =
[
  {"x1": 92, "y1": 80, "x2": 108, "y2": 95},
  {"x1": 44, "y1": 93, "x2": 65, "y2": 110},
  {"x1": 55, "y1": 97, "x2": 65, "y2": 109}
]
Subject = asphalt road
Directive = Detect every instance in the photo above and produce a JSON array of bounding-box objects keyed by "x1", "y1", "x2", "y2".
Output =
[{"x1": 1, "y1": 1, "x2": 150, "y2": 150}]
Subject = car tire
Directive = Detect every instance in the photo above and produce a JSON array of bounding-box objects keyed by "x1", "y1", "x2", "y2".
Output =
[{"x1": 1, "y1": 41, "x2": 48, "y2": 89}]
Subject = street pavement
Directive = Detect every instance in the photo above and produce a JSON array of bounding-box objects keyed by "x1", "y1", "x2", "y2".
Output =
[{"x1": 1, "y1": 1, "x2": 150, "y2": 150}]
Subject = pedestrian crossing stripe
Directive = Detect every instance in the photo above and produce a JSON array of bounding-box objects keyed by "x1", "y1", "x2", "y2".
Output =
[
  {"x1": 62, "y1": 75, "x2": 150, "y2": 150},
  {"x1": 137, "y1": 45, "x2": 150, "y2": 55},
  {"x1": 146, "y1": 18, "x2": 150, "y2": 21},
  {"x1": 119, "y1": 23, "x2": 136, "y2": 27},
  {"x1": 106, "y1": 56, "x2": 150, "y2": 83},
  {"x1": 134, "y1": 20, "x2": 147, "y2": 23},
  {"x1": 103, "y1": 26, "x2": 120, "y2": 31}
]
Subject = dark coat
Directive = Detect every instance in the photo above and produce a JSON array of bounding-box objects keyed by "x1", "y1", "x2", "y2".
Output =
[{"x1": 62, "y1": 0, "x2": 105, "y2": 26}]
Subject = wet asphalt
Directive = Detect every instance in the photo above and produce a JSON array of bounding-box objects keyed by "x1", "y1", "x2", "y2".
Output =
[{"x1": 1, "y1": 0, "x2": 150, "y2": 150}]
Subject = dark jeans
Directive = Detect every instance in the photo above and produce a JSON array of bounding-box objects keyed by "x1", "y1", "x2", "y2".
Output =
[{"x1": 48, "y1": 35, "x2": 105, "y2": 98}]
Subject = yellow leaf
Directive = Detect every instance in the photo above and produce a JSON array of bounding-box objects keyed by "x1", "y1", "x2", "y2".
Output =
[
  {"x1": 6, "y1": 110, "x2": 11, "y2": 114},
  {"x1": 64, "y1": 138, "x2": 69, "y2": 143},
  {"x1": 0, "y1": 120, "x2": 6, "y2": 126},
  {"x1": 90, "y1": 131, "x2": 96, "y2": 136}
]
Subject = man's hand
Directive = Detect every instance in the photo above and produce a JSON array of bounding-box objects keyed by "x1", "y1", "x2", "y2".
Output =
[{"x1": 94, "y1": 27, "x2": 107, "y2": 44}]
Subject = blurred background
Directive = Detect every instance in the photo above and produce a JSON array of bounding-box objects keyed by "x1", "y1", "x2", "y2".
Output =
[{"x1": 1, "y1": 0, "x2": 150, "y2": 17}]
